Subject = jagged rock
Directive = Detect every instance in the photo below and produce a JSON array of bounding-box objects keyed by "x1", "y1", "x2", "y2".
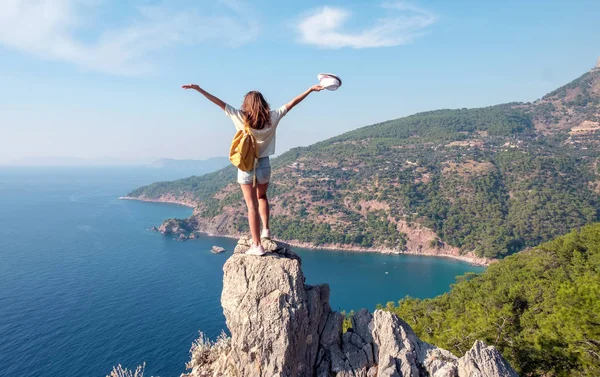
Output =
[
  {"x1": 371, "y1": 310, "x2": 458, "y2": 377},
  {"x1": 220, "y1": 238, "x2": 328, "y2": 376},
  {"x1": 184, "y1": 238, "x2": 518, "y2": 377},
  {"x1": 158, "y1": 218, "x2": 187, "y2": 235},
  {"x1": 319, "y1": 309, "x2": 376, "y2": 377},
  {"x1": 457, "y1": 341, "x2": 519, "y2": 377},
  {"x1": 320, "y1": 312, "x2": 344, "y2": 348},
  {"x1": 178, "y1": 234, "x2": 188, "y2": 241},
  {"x1": 211, "y1": 246, "x2": 225, "y2": 254},
  {"x1": 352, "y1": 309, "x2": 374, "y2": 345},
  {"x1": 341, "y1": 330, "x2": 373, "y2": 374},
  {"x1": 315, "y1": 312, "x2": 343, "y2": 376}
]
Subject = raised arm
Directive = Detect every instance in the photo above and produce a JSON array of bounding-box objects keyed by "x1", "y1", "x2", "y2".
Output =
[
  {"x1": 182, "y1": 84, "x2": 226, "y2": 111},
  {"x1": 284, "y1": 84, "x2": 324, "y2": 113}
]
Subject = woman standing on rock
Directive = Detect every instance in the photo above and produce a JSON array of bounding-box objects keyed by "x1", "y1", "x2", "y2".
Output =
[{"x1": 182, "y1": 84, "x2": 324, "y2": 255}]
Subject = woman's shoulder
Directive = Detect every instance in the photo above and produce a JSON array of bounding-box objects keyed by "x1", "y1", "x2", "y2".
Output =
[
  {"x1": 225, "y1": 104, "x2": 244, "y2": 118},
  {"x1": 269, "y1": 105, "x2": 288, "y2": 121},
  {"x1": 270, "y1": 105, "x2": 287, "y2": 113}
]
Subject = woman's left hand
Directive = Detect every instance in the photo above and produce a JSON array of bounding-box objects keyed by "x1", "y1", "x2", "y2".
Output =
[
  {"x1": 311, "y1": 85, "x2": 325, "y2": 92},
  {"x1": 182, "y1": 84, "x2": 201, "y2": 91}
]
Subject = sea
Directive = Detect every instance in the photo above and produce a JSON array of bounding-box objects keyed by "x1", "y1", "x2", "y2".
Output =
[{"x1": 0, "y1": 167, "x2": 484, "y2": 377}]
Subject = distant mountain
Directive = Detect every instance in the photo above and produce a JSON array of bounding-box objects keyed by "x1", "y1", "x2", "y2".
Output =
[
  {"x1": 3, "y1": 156, "x2": 231, "y2": 173},
  {"x1": 127, "y1": 59, "x2": 600, "y2": 259},
  {"x1": 146, "y1": 157, "x2": 229, "y2": 172},
  {"x1": 4, "y1": 156, "x2": 149, "y2": 166}
]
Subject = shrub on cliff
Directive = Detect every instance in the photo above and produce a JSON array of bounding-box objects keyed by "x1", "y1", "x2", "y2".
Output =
[
  {"x1": 185, "y1": 331, "x2": 230, "y2": 373},
  {"x1": 106, "y1": 363, "x2": 151, "y2": 377}
]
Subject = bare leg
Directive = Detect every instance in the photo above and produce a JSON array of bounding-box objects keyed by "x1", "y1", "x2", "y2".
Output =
[
  {"x1": 256, "y1": 182, "x2": 270, "y2": 232},
  {"x1": 240, "y1": 184, "x2": 260, "y2": 246}
]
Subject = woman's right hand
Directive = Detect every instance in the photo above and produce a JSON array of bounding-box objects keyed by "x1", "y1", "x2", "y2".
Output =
[
  {"x1": 182, "y1": 84, "x2": 201, "y2": 91},
  {"x1": 181, "y1": 85, "x2": 227, "y2": 110},
  {"x1": 310, "y1": 84, "x2": 325, "y2": 92}
]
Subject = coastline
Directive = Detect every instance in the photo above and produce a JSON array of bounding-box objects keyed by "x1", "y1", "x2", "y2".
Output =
[
  {"x1": 120, "y1": 196, "x2": 492, "y2": 267},
  {"x1": 119, "y1": 196, "x2": 196, "y2": 209},
  {"x1": 284, "y1": 240, "x2": 492, "y2": 266}
]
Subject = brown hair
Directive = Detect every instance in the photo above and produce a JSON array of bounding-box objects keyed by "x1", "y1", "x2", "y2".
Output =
[{"x1": 241, "y1": 91, "x2": 271, "y2": 130}]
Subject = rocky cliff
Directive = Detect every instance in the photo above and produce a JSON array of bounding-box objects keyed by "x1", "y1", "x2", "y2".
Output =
[{"x1": 182, "y1": 238, "x2": 518, "y2": 377}]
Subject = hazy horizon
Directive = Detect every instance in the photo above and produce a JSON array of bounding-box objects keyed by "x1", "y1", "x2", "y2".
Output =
[
  {"x1": 0, "y1": 155, "x2": 231, "y2": 167},
  {"x1": 2, "y1": 0, "x2": 599, "y2": 164}
]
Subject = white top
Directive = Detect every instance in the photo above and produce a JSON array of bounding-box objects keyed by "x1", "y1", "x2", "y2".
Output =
[{"x1": 224, "y1": 104, "x2": 288, "y2": 158}]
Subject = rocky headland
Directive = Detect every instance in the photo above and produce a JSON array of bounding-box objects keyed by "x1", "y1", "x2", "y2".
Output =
[
  {"x1": 122, "y1": 195, "x2": 491, "y2": 266},
  {"x1": 181, "y1": 237, "x2": 517, "y2": 377}
]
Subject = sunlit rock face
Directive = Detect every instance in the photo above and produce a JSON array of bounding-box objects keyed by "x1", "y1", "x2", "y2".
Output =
[{"x1": 183, "y1": 237, "x2": 519, "y2": 377}]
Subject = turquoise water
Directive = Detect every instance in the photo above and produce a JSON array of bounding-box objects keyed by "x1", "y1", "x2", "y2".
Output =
[{"x1": 0, "y1": 167, "x2": 483, "y2": 377}]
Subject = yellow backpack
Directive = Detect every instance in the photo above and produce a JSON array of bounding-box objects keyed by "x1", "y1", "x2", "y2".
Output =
[{"x1": 229, "y1": 125, "x2": 259, "y2": 183}]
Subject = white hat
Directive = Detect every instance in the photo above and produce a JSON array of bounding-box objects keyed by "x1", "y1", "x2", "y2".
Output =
[{"x1": 318, "y1": 73, "x2": 342, "y2": 91}]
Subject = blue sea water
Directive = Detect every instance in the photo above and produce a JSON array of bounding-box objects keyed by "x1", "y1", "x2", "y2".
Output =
[{"x1": 0, "y1": 167, "x2": 483, "y2": 377}]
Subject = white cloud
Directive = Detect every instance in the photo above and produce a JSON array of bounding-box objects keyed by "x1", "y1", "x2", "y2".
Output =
[
  {"x1": 296, "y1": 2, "x2": 437, "y2": 49},
  {"x1": 0, "y1": 0, "x2": 260, "y2": 75}
]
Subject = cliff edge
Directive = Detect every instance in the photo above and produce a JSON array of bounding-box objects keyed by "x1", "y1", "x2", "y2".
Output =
[{"x1": 183, "y1": 238, "x2": 518, "y2": 377}]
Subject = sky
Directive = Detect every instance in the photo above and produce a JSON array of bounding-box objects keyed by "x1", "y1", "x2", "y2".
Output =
[{"x1": 0, "y1": 0, "x2": 599, "y2": 165}]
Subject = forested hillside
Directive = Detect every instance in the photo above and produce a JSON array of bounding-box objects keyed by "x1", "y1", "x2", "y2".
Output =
[
  {"x1": 128, "y1": 63, "x2": 600, "y2": 259},
  {"x1": 385, "y1": 223, "x2": 600, "y2": 377}
]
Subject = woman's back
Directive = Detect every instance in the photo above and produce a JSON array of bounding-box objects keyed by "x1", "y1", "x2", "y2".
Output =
[{"x1": 224, "y1": 104, "x2": 288, "y2": 158}]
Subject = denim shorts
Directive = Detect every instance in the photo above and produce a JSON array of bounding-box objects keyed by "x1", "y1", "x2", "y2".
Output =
[{"x1": 238, "y1": 157, "x2": 271, "y2": 185}]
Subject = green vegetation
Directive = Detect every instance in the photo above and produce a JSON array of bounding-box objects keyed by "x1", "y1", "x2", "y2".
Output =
[
  {"x1": 330, "y1": 104, "x2": 533, "y2": 143},
  {"x1": 127, "y1": 167, "x2": 237, "y2": 219},
  {"x1": 128, "y1": 166, "x2": 236, "y2": 203},
  {"x1": 384, "y1": 224, "x2": 600, "y2": 377},
  {"x1": 340, "y1": 310, "x2": 354, "y2": 333}
]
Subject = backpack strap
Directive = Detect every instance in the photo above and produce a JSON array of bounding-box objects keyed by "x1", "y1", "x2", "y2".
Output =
[{"x1": 245, "y1": 124, "x2": 259, "y2": 187}]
